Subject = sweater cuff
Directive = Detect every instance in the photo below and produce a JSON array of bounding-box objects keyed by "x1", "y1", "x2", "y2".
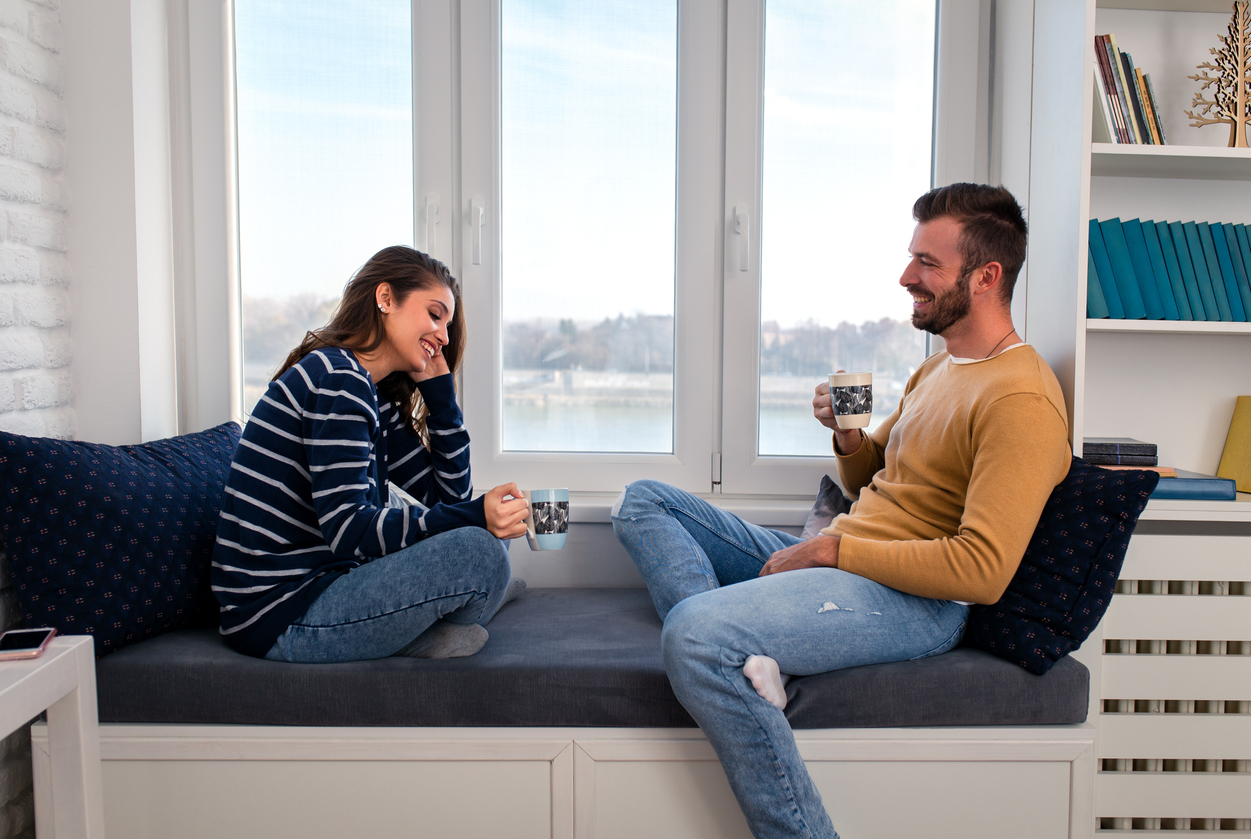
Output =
[{"x1": 415, "y1": 374, "x2": 461, "y2": 422}]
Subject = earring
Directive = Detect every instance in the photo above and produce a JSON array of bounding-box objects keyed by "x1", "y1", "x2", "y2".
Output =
[{"x1": 378, "y1": 304, "x2": 386, "y2": 313}]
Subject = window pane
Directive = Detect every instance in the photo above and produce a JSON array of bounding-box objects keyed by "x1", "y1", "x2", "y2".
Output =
[
  {"x1": 235, "y1": 1, "x2": 413, "y2": 413},
  {"x1": 758, "y1": 1, "x2": 933, "y2": 456},
  {"x1": 501, "y1": 1, "x2": 677, "y2": 453}
]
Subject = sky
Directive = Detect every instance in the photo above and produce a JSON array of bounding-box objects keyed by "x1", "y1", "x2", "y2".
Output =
[{"x1": 235, "y1": 0, "x2": 935, "y2": 328}]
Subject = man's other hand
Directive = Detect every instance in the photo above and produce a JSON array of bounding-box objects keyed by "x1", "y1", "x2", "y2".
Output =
[{"x1": 760, "y1": 533, "x2": 840, "y2": 576}]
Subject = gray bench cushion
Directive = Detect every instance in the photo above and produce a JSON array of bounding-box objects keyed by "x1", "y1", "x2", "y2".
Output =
[{"x1": 96, "y1": 588, "x2": 1088, "y2": 728}]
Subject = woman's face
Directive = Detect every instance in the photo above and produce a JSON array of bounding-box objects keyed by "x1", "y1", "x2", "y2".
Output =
[{"x1": 375, "y1": 283, "x2": 456, "y2": 379}]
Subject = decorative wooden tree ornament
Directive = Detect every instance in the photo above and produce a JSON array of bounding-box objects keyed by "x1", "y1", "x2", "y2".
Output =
[{"x1": 1184, "y1": 0, "x2": 1251, "y2": 147}]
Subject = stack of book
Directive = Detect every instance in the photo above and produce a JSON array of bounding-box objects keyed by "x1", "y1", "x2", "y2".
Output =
[
  {"x1": 1093, "y1": 33, "x2": 1165, "y2": 145},
  {"x1": 1087, "y1": 219, "x2": 1251, "y2": 322},
  {"x1": 1083, "y1": 437, "x2": 1238, "y2": 501}
]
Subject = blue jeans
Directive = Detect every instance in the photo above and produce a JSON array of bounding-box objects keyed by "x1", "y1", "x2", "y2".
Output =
[
  {"x1": 611, "y1": 479, "x2": 969, "y2": 839},
  {"x1": 265, "y1": 527, "x2": 512, "y2": 663}
]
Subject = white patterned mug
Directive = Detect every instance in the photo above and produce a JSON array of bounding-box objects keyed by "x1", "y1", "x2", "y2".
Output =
[{"x1": 828, "y1": 372, "x2": 873, "y2": 430}]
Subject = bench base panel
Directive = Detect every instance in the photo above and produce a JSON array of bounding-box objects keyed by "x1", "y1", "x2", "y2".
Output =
[{"x1": 32, "y1": 723, "x2": 1094, "y2": 839}]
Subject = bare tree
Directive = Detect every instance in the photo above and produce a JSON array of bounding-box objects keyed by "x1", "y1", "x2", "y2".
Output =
[{"x1": 1185, "y1": 0, "x2": 1251, "y2": 148}]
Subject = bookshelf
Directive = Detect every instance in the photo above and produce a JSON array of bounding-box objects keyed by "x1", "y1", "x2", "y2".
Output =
[{"x1": 1029, "y1": 0, "x2": 1251, "y2": 833}]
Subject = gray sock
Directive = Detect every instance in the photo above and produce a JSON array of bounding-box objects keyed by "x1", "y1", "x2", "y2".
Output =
[
  {"x1": 395, "y1": 621, "x2": 488, "y2": 659},
  {"x1": 501, "y1": 578, "x2": 527, "y2": 607}
]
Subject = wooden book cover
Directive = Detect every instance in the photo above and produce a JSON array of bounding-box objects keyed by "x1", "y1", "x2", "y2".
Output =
[{"x1": 1217, "y1": 395, "x2": 1251, "y2": 493}]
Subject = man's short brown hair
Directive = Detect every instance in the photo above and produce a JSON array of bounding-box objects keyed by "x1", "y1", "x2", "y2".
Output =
[{"x1": 913, "y1": 183, "x2": 1027, "y2": 305}]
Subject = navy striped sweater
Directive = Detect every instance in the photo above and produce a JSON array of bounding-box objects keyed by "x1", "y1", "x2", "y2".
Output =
[{"x1": 212, "y1": 348, "x2": 487, "y2": 657}]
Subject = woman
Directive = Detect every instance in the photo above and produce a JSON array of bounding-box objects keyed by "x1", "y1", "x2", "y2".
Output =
[{"x1": 212, "y1": 246, "x2": 528, "y2": 662}]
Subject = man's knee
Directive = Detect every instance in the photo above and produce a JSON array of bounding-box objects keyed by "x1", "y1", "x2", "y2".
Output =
[
  {"x1": 611, "y1": 478, "x2": 679, "y2": 522},
  {"x1": 661, "y1": 594, "x2": 718, "y2": 675}
]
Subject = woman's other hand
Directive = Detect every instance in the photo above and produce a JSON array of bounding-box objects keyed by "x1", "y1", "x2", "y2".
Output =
[{"x1": 484, "y1": 483, "x2": 529, "y2": 539}]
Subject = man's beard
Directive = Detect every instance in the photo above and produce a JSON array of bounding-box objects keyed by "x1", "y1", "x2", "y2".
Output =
[{"x1": 910, "y1": 273, "x2": 972, "y2": 335}]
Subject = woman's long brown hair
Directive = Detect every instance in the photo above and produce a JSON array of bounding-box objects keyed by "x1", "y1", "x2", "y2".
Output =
[{"x1": 274, "y1": 246, "x2": 466, "y2": 443}]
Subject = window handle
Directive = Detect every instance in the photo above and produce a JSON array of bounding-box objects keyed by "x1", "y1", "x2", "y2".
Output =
[
  {"x1": 734, "y1": 203, "x2": 750, "y2": 272},
  {"x1": 425, "y1": 194, "x2": 440, "y2": 257},
  {"x1": 471, "y1": 198, "x2": 485, "y2": 265}
]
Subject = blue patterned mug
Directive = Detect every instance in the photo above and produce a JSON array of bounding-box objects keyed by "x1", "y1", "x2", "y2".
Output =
[
  {"x1": 828, "y1": 372, "x2": 873, "y2": 430},
  {"x1": 524, "y1": 488, "x2": 569, "y2": 551}
]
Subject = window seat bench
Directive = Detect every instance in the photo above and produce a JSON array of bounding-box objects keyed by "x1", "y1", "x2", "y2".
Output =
[{"x1": 31, "y1": 587, "x2": 1096, "y2": 838}]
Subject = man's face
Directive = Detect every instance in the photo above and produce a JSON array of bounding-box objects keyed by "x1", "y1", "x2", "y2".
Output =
[{"x1": 900, "y1": 217, "x2": 971, "y2": 336}]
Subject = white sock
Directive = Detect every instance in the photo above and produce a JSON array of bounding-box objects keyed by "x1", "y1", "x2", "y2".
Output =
[{"x1": 744, "y1": 654, "x2": 790, "y2": 711}]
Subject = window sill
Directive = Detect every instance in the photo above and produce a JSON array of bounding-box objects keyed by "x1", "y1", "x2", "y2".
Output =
[{"x1": 570, "y1": 492, "x2": 815, "y2": 528}]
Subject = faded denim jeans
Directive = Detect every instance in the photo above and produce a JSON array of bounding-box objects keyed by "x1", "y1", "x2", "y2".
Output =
[
  {"x1": 265, "y1": 527, "x2": 512, "y2": 663},
  {"x1": 611, "y1": 479, "x2": 968, "y2": 839}
]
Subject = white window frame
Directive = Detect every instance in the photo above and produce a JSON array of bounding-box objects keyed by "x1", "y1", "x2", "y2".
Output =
[
  {"x1": 176, "y1": 0, "x2": 991, "y2": 499},
  {"x1": 458, "y1": 0, "x2": 718, "y2": 495},
  {"x1": 718, "y1": 0, "x2": 987, "y2": 495}
]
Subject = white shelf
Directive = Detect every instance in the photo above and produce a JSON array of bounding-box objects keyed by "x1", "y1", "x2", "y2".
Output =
[
  {"x1": 1140, "y1": 494, "x2": 1251, "y2": 522},
  {"x1": 1097, "y1": 0, "x2": 1234, "y2": 12},
  {"x1": 1087, "y1": 319, "x2": 1251, "y2": 335},
  {"x1": 1090, "y1": 144, "x2": 1251, "y2": 180}
]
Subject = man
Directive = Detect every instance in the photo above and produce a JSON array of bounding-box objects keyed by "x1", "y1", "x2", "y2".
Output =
[{"x1": 610, "y1": 183, "x2": 1070, "y2": 839}]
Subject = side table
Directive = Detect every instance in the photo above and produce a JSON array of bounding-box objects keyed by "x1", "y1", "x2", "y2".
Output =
[{"x1": 0, "y1": 636, "x2": 105, "y2": 838}]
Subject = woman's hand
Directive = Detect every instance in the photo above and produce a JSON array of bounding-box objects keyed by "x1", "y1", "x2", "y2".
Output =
[
  {"x1": 409, "y1": 348, "x2": 451, "y2": 383},
  {"x1": 484, "y1": 483, "x2": 530, "y2": 540}
]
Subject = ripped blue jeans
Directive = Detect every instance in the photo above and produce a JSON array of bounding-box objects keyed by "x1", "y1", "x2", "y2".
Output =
[{"x1": 611, "y1": 479, "x2": 968, "y2": 839}]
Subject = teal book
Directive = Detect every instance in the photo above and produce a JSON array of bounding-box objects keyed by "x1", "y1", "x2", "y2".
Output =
[
  {"x1": 1198, "y1": 222, "x2": 1236, "y2": 321},
  {"x1": 1165, "y1": 221, "x2": 1205, "y2": 320},
  {"x1": 1120, "y1": 219, "x2": 1167, "y2": 319},
  {"x1": 1151, "y1": 470, "x2": 1237, "y2": 501},
  {"x1": 1158, "y1": 221, "x2": 1203, "y2": 320},
  {"x1": 1222, "y1": 224, "x2": 1251, "y2": 318},
  {"x1": 1210, "y1": 223, "x2": 1247, "y2": 320},
  {"x1": 1087, "y1": 252, "x2": 1110, "y2": 318},
  {"x1": 1140, "y1": 220, "x2": 1185, "y2": 319},
  {"x1": 1098, "y1": 219, "x2": 1147, "y2": 318},
  {"x1": 1237, "y1": 225, "x2": 1251, "y2": 314},
  {"x1": 1088, "y1": 221, "x2": 1124, "y2": 318},
  {"x1": 1184, "y1": 222, "x2": 1225, "y2": 321}
]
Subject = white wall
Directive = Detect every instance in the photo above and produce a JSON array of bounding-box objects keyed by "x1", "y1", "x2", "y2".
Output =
[{"x1": 0, "y1": 1, "x2": 71, "y2": 833}]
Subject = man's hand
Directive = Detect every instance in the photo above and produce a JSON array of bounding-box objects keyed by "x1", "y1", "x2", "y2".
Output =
[
  {"x1": 760, "y1": 533, "x2": 840, "y2": 576},
  {"x1": 812, "y1": 374, "x2": 863, "y2": 456}
]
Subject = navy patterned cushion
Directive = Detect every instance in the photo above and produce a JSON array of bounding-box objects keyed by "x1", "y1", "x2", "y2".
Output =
[
  {"x1": 964, "y1": 456, "x2": 1158, "y2": 675},
  {"x1": 0, "y1": 423, "x2": 240, "y2": 658}
]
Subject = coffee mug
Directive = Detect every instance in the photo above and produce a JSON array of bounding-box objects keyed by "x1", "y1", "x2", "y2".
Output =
[
  {"x1": 827, "y1": 372, "x2": 873, "y2": 429},
  {"x1": 524, "y1": 488, "x2": 569, "y2": 551}
]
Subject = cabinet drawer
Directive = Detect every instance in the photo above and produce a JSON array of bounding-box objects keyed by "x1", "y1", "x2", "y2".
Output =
[
  {"x1": 1102, "y1": 656, "x2": 1251, "y2": 701},
  {"x1": 1102, "y1": 595, "x2": 1251, "y2": 641}
]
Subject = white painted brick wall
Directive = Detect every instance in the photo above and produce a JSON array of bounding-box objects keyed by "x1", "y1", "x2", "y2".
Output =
[{"x1": 0, "y1": 2, "x2": 69, "y2": 836}]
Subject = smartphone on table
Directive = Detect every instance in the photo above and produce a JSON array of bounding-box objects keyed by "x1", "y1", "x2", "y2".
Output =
[{"x1": 0, "y1": 628, "x2": 57, "y2": 660}]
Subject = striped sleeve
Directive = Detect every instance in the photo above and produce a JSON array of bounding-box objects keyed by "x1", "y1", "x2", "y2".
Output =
[{"x1": 386, "y1": 374, "x2": 473, "y2": 506}]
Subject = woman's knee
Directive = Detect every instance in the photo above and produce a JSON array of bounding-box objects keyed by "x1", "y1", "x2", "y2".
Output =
[{"x1": 448, "y1": 526, "x2": 511, "y2": 585}]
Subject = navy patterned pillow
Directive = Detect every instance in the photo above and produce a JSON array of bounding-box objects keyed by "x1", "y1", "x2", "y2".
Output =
[
  {"x1": 0, "y1": 423, "x2": 240, "y2": 658},
  {"x1": 964, "y1": 456, "x2": 1158, "y2": 675}
]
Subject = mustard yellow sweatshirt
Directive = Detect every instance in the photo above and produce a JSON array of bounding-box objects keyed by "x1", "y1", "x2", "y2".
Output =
[{"x1": 825, "y1": 345, "x2": 1070, "y2": 605}]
